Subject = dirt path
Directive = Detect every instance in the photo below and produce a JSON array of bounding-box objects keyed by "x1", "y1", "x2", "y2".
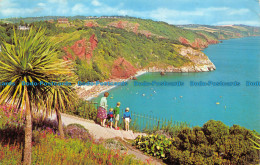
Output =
[
  {"x1": 49, "y1": 113, "x2": 146, "y2": 140},
  {"x1": 49, "y1": 113, "x2": 164, "y2": 164}
]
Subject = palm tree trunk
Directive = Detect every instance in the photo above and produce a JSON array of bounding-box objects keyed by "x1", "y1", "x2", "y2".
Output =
[
  {"x1": 23, "y1": 88, "x2": 32, "y2": 165},
  {"x1": 56, "y1": 108, "x2": 65, "y2": 138}
]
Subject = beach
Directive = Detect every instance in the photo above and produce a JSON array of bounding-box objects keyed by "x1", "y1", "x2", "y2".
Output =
[{"x1": 76, "y1": 70, "x2": 148, "y2": 101}]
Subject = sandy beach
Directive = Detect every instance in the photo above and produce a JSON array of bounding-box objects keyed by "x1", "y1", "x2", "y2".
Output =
[{"x1": 76, "y1": 70, "x2": 148, "y2": 101}]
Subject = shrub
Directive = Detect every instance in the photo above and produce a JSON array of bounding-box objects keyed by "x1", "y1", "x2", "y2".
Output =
[
  {"x1": 168, "y1": 120, "x2": 259, "y2": 165},
  {"x1": 0, "y1": 104, "x2": 59, "y2": 145},
  {"x1": 133, "y1": 134, "x2": 173, "y2": 159},
  {"x1": 65, "y1": 123, "x2": 92, "y2": 141},
  {"x1": 202, "y1": 120, "x2": 229, "y2": 145},
  {"x1": 133, "y1": 120, "x2": 259, "y2": 164},
  {"x1": 67, "y1": 99, "x2": 97, "y2": 121}
]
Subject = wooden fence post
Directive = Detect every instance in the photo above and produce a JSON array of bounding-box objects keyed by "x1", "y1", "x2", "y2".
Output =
[{"x1": 157, "y1": 119, "x2": 160, "y2": 130}]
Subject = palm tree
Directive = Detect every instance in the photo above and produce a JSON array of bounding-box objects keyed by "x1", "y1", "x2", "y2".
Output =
[
  {"x1": 0, "y1": 28, "x2": 74, "y2": 164},
  {"x1": 47, "y1": 81, "x2": 77, "y2": 139}
]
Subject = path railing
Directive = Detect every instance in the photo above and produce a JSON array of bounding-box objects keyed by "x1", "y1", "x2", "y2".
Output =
[{"x1": 119, "y1": 110, "x2": 173, "y2": 131}]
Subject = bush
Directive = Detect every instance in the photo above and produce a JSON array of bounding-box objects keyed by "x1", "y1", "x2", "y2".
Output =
[
  {"x1": 133, "y1": 120, "x2": 259, "y2": 164},
  {"x1": 202, "y1": 120, "x2": 229, "y2": 145},
  {"x1": 168, "y1": 120, "x2": 259, "y2": 165},
  {"x1": 65, "y1": 123, "x2": 92, "y2": 141},
  {"x1": 67, "y1": 99, "x2": 97, "y2": 121},
  {"x1": 133, "y1": 134, "x2": 173, "y2": 159}
]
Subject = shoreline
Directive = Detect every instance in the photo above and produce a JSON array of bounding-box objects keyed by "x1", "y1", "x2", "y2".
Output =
[
  {"x1": 76, "y1": 70, "x2": 148, "y2": 101},
  {"x1": 77, "y1": 63, "x2": 216, "y2": 101},
  {"x1": 76, "y1": 42, "x2": 218, "y2": 101}
]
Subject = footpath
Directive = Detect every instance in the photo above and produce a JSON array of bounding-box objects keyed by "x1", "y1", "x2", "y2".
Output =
[
  {"x1": 49, "y1": 113, "x2": 146, "y2": 140},
  {"x1": 49, "y1": 113, "x2": 163, "y2": 165}
]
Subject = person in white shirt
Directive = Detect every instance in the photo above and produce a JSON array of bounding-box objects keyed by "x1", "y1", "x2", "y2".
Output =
[{"x1": 97, "y1": 92, "x2": 109, "y2": 126}]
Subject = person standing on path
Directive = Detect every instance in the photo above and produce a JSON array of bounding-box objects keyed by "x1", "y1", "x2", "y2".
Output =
[
  {"x1": 114, "y1": 102, "x2": 121, "y2": 130},
  {"x1": 123, "y1": 107, "x2": 131, "y2": 131},
  {"x1": 97, "y1": 92, "x2": 109, "y2": 127}
]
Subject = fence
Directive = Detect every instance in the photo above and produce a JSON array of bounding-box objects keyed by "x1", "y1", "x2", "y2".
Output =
[
  {"x1": 83, "y1": 102, "x2": 189, "y2": 132},
  {"x1": 119, "y1": 110, "x2": 172, "y2": 131}
]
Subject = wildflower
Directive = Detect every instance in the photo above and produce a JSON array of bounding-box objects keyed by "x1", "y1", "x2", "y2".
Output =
[{"x1": 114, "y1": 153, "x2": 119, "y2": 158}]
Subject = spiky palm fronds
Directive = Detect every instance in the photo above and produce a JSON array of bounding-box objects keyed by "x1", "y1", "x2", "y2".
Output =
[
  {"x1": 0, "y1": 27, "x2": 75, "y2": 164},
  {"x1": 0, "y1": 27, "x2": 73, "y2": 110}
]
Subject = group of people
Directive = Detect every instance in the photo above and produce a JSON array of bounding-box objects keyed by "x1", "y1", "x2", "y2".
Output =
[{"x1": 97, "y1": 92, "x2": 131, "y2": 131}]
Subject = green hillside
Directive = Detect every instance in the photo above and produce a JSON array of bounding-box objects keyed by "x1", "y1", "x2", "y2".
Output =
[{"x1": 1, "y1": 16, "x2": 260, "y2": 82}]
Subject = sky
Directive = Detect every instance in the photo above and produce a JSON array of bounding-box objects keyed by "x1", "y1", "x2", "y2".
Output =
[{"x1": 0, "y1": 0, "x2": 259, "y2": 26}]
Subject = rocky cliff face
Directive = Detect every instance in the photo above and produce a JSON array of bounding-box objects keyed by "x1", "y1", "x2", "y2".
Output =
[
  {"x1": 111, "y1": 57, "x2": 137, "y2": 79},
  {"x1": 148, "y1": 46, "x2": 216, "y2": 73},
  {"x1": 63, "y1": 34, "x2": 98, "y2": 60},
  {"x1": 179, "y1": 36, "x2": 219, "y2": 49},
  {"x1": 178, "y1": 46, "x2": 216, "y2": 72}
]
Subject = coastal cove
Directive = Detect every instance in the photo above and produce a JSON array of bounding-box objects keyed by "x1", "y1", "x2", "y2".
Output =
[{"x1": 92, "y1": 36, "x2": 260, "y2": 132}]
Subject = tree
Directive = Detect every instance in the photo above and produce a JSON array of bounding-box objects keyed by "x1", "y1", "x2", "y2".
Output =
[
  {"x1": 20, "y1": 20, "x2": 25, "y2": 26},
  {"x1": 47, "y1": 81, "x2": 77, "y2": 139},
  {"x1": 0, "y1": 28, "x2": 73, "y2": 164}
]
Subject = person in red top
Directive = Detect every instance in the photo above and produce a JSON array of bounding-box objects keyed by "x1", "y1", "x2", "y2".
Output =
[{"x1": 107, "y1": 108, "x2": 114, "y2": 129}]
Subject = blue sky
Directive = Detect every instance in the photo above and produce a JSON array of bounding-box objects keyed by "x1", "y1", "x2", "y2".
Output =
[{"x1": 0, "y1": 0, "x2": 259, "y2": 26}]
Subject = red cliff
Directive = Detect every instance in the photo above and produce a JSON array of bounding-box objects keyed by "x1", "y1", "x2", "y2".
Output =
[
  {"x1": 179, "y1": 35, "x2": 219, "y2": 49},
  {"x1": 179, "y1": 37, "x2": 190, "y2": 45},
  {"x1": 111, "y1": 58, "x2": 137, "y2": 79},
  {"x1": 63, "y1": 34, "x2": 98, "y2": 60}
]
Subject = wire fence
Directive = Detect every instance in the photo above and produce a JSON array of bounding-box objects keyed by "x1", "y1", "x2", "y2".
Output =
[
  {"x1": 129, "y1": 111, "x2": 170, "y2": 131},
  {"x1": 83, "y1": 102, "x2": 189, "y2": 132}
]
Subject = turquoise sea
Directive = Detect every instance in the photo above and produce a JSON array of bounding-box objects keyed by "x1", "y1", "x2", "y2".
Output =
[{"x1": 93, "y1": 37, "x2": 260, "y2": 132}]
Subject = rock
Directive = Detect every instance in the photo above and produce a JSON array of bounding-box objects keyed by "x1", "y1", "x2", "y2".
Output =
[
  {"x1": 179, "y1": 35, "x2": 219, "y2": 49},
  {"x1": 111, "y1": 57, "x2": 137, "y2": 79},
  {"x1": 160, "y1": 72, "x2": 165, "y2": 75},
  {"x1": 63, "y1": 34, "x2": 98, "y2": 60},
  {"x1": 180, "y1": 67, "x2": 189, "y2": 72},
  {"x1": 179, "y1": 36, "x2": 190, "y2": 45},
  {"x1": 132, "y1": 76, "x2": 137, "y2": 80}
]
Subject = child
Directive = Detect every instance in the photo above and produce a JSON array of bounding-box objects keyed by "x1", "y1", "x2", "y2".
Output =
[
  {"x1": 108, "y1": 108, "x2": 114, "y2": 129},
  {"x1": 114, "y1": 102, "x2": 120, "y2": 130},
  {"x1": 123, "y1": 107, "x2": 131, "y2": 131}
]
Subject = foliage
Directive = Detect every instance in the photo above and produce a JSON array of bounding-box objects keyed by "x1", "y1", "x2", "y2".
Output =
[
  {"x1": 249, "y1": 132, "x2": 260, "y2": 150},
  {"x1": 0, "y1": 129, "x2": 144, "y2": 165},
  {"x1": 0, "y1": 27, "x2": 74, "y2": 112},
  {"x1": 2, "y1": 18, "x2": 259, "y2": 83},
  {"x1": 0, "y1": 27, "x2": 75, "y2": 164},
  {"x1": 133, "y1": 120, "x2": 259, "y2": 164},
  {"x1": 0, "y1": 105, "x2": 25, "y2": 145},
  {"x1": 133, "y1": 134, "x2": 173, "y2": 159},
  {"x1": 143, "y1": 120, "x2": 190, "y2": 137},
  {"x1": 66, "y1": 99, "x2": 97, "y2": 121},
  {"x1": 168, "y1": 120, "x2": 259, "y2": 165},
  {"x1": 0, "y1": 104, "x2": 144, "y2": 165},
  {"x1": 105, "y1": 139, "x2": 126, "y2": 151},
  {"x1": 0, "y1": 104, "x2": 59, "y2": 145},
  {"x1": 65, "y1": 123, "x2": 93, "y2": 141}
]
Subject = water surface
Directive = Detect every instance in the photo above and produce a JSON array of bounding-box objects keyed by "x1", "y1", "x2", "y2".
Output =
[{"x1": 93, "y1": 37, "x2": 260, "y2": 132}]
